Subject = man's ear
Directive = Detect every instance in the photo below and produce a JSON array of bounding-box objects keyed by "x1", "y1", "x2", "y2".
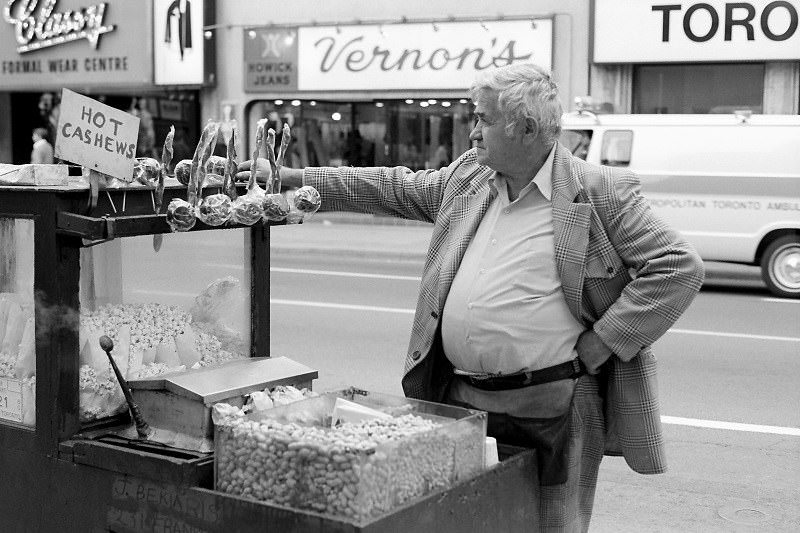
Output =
[{"x1": 522, "y1": 118, "x2": 539, "y2": 143}]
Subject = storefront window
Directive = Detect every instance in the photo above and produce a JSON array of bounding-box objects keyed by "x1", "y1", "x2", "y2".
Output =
[
  {"x1": 8, "y1": 92, "x2": 199, "y2": 168},
  {"x1": 0, "y1": 218, "x2": 36, "y2": 428},
  {"x1": 246, "y1": 99, "x2": 475, "y2": 171},
  {"x1": 633, "y1": 63, "x2": 765, "y2": 114}
]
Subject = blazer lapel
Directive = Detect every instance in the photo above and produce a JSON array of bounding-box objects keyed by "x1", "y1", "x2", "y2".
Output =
[
  {"x1": 551, "y1": 145, "x2": 592, "y2": 322},
  {"x1": 438, "y1": 187, "x2": 493, "y2": 307}
]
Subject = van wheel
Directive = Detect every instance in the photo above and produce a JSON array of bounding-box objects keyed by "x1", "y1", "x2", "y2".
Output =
[{"x1": 760, "y1": 236, "x2": 800, "y2": 298}]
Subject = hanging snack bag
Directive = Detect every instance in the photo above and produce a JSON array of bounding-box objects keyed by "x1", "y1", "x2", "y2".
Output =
[{"x1": 230, "y1": 119, "x2": 268, "y2": 225}]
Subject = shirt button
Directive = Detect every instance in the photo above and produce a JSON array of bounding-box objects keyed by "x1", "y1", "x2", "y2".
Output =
[
  {"x1": 491, "y1": 239, "x2": 497, "y2": 245},
  {"x1": 467, "y1": 303, "x2": 474, "y2": 309},
  {"x1": 503, "y1": 209, "x2": 510, "y2": 214},
  {"x1": 411, "y1": 350, "x2": 422, "y2": 361}
]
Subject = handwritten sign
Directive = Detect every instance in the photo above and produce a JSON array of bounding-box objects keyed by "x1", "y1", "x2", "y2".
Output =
[
  {"x1": 55, "y1": 88, "x2": 140, "y2": 182},
  {"x1": 0, "y1": 377, "x2": 23, "y2": 423}
]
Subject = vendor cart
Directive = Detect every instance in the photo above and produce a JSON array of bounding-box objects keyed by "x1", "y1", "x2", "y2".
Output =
[{"x1": 0, "y1": 170, "x2": 540, "y2": 532}]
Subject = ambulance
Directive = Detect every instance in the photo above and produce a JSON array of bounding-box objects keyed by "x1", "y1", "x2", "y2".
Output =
[{"x1": 559, "y1": 108, "x2": 800, "y2": 298}]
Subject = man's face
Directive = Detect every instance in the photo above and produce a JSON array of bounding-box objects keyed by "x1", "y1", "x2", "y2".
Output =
[{"x1": 469, "y1": 90, "x2": 524, "y2": 174}]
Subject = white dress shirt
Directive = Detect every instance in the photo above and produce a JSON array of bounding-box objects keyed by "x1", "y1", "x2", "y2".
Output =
[{"x1": 441, "y1": 146, "x2": 586, "y2": 415}]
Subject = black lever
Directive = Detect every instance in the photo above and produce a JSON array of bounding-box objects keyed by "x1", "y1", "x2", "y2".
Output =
[{"x1": 99, "y1": 335, "x2": 152, "y2": 439}]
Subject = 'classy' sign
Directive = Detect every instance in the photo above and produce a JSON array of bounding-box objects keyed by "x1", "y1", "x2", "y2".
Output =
[
  {"x1": 3, "y1": 0, "x2": 115, "y2": 54},
  {"x1": 296, "y1": 19, "x2": 553, "y2": 91}
]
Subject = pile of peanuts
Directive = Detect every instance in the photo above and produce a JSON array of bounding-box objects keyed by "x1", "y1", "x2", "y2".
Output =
[{"x1": 216, "y1": 414, "x2": 464, "y2": 520}]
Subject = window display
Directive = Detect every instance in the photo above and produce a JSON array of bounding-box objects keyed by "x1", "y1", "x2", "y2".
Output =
[
  {"x1": 633, "y1": 63, "x2": 765, "y2": 114},
  {"x1": 246, "y1": 99, "x2": 475, "y2": 171},
  {"x1": 77, "y1": 229, "x2": 252, "y2": 423}
]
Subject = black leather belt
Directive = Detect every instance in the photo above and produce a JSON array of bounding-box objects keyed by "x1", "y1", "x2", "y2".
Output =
[{"x1": 457, "y1": 358, "x2": 586, "y2": 391}]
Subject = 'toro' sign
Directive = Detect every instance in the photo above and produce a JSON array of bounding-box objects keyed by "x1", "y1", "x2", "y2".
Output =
[
  {"x1": 594, "y1": 0, "x2": 800, "y2": 62},
  {"x1": 55, "y1": 89, "x2": 140, "y2": 181}
]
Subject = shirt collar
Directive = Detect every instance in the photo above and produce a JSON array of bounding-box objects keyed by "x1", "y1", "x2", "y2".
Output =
[
  {"x1": 531, "y1": 144, "x2": 556, "y2": 201},
  {"x1": 488, "y1": 144, "x2": 557, "y2": 201}
]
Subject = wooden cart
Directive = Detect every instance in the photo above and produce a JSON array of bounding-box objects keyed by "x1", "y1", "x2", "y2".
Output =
[{"x1": 0, "y1": 177, "x2": 539, "y2": 532}]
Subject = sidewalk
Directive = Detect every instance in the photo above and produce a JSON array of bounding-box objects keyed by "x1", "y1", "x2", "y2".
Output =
[{"x1": 270, "y1": 212, "x2": 432, "y2": 261}]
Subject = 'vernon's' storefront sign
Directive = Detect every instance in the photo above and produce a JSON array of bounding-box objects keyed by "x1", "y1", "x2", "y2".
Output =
[
  {"x1": 1, "y1": 0, "x2": 151, "y2": 88},
  {"x1": 593, "y1": 0, "x2": 800, "y2": 62},
  {"x1": 244, "y1": 19, "x2": 553, "y2": 92}
]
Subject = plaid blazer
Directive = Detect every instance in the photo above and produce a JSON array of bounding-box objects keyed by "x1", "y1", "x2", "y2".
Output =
[{"x1": 304, "y1": 143, "x2": 704, "y2": 474}]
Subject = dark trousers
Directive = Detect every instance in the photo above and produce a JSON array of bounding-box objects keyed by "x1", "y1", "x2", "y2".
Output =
[{"x1": 449, "y1": 376, "x2": 605, "y2": 533}]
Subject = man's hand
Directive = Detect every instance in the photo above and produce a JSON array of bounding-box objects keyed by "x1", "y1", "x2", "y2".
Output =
[
  {"x1": 575, "y1": 329, "x2": 613, "y2": 375},
  {"x1": 236, "y1": 158, "x2": 271, "y2": 184},
  {"x1": 236, "y1": 159, "x2": 304, "y2": 189}
]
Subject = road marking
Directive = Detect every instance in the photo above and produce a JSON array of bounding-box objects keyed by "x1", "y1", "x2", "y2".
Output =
[
  {"x1": 762, "y1": 297, "x2": 800, "y2": 304},
  {"x1": 271, "y1": 267, "x2": 419, "y2": 281},
  {"x1": 126, "y1": 295, "x2": 798, "y2": 436},
  {"x1": 272, "y1": 268, "x2": 800, "y2": 306},
  {"x1": 272, "y1": 300, "x2": 800, "y2": 341},
  {"x1": 669, "y1": 328, "x2": 800, "y2": 343},
  {"x1": 129, "y1": 294, "x2": 798, "y2": 343},
  {"x1": 271, "y1": 298, "x2": 415, "y2": 314},
  {"x1": 662, "y1": 416, "x2": 800, "y2": 436},
  {"x1": 128, "y1": 289, "x2": 194, "y2": 298}
]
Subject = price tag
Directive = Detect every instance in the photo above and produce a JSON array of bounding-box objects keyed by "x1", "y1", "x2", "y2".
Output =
[{"x1": 0, "y1": 377, "x2": 24, "y2": 423}]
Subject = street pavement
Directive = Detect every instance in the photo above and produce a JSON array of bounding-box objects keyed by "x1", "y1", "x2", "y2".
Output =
[
  {"x1": 271, "y1": 211, "x2": 769, "y2": 290},
  {"x1": 269, "y1": 212, "x2": 799, "y2": 532}
]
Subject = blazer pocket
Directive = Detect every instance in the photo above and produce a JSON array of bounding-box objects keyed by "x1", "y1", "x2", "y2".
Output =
[{"x1": 585, "y1": 238, "x2": 624, "y2": 279}]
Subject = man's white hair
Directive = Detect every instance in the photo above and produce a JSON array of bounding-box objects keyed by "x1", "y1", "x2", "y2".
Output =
[{"x1": 470, "y1": 63, "x2": 563, "y2": 146}]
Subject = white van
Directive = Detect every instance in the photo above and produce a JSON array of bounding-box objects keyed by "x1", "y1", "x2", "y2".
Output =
[{"x1": 559, "y1": 111, "x2": 800, "y2": 298}]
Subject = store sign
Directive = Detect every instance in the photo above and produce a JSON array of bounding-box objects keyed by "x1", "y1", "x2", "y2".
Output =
[
  {"x1": 243, "y1": 19, "x2": 552, "y2": 93},
  {"x1": 0, "y1": 0, "x2": 151, "y2": 89},
  {"x1": 153, "y1": 0, "x2": 204, "y2": 85},
  {"x1": 0, "y1": 377, "x2": 23, "y2": 423},
  {"x1": 594, "y1": 0, "x2": 800, "y2": 62},
  {"x1": 298, "y1": 20, "x2": 552, "y2": 91},
  {"x1": 55, "y1": 89, "x2": 139, "y2": 181},
  {"x1": 243, "y1": 27, "x2": 298, "y2": 92},
  {"x1": 3, "y1": 0, "x2": 115, "y2": 53},
  {"x1": 158, "y1": 99, "x2": 184, "y2": 121}
]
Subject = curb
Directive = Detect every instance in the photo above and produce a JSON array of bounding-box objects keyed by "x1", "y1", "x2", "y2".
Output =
[
  {"x1": 303, "y1": 212, "x2": 430, "y2": 228},
  {"x1": 270, "y1": 211, "x2": 431, "y2": 261},
  {"x1": 270, "y1": 244, "x2": 428, "y2": 262}
]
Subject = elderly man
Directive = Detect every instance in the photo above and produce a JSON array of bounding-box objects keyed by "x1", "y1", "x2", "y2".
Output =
[{"x1": 242, "y1": 63, "x2": 704, "y2": 532}]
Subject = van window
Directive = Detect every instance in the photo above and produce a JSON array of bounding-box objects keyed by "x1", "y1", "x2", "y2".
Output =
[
  {"x1": 559, "y1": 130, "x2": 592, "y2": 160},
  {"x1": 601, "y1": 130, "x2": 633, "y2": 167}
]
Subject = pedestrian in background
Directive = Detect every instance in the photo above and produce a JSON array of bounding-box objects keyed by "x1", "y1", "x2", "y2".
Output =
[
  {"x1": 240, "y1": 63, "x2": 704, "y2": 532},
  {"x1": 30, "y1": 127, "x2": 53, "y2": 164}
]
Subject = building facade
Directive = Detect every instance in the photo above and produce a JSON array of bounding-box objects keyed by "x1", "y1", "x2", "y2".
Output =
[
  {"x1": 0, "y1": 0, "x2": 215, "y2": 165},
  {"x1": 208, "y1": 0, "x2": 590, "y2": 169},
  {"x1": 2, "y1": 1, "x2": 798, "y2": 168},
  {"x1": 591, "y1": 0, "x2": 800, "y2": 115}
]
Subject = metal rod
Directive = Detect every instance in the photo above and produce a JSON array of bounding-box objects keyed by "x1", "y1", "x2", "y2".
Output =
[
  {"x1": 105, "y1": 190, "x2": 117, "y2": 213},
  {"x1": 99, "y1": 335, "x2": 152, "y2": 439}
]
